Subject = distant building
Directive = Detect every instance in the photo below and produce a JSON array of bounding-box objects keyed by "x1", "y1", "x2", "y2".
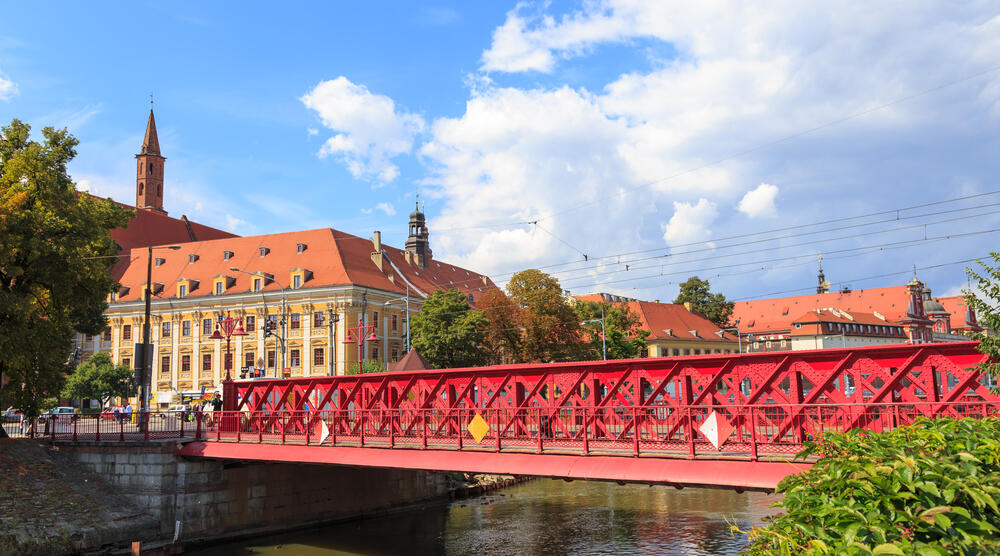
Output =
[
  {"x1": 75, "y1": 110, "x2": 497, "y2": 408},
  {"x1": 575, "y1": 294, "x2": 739, "y2": 356},
  {"x1": 732, "y1": 272, "x2": 980, "y2": 352}
]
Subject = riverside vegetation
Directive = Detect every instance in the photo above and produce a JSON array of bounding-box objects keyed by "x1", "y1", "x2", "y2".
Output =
[{"x1": 737, "y1": 417, "x2": 1000, "y2": 555}]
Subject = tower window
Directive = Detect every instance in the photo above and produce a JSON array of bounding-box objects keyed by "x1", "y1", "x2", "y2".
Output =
[
  {"x1": 157, "y1": 184, "x2": 161, "y2": 196},
  {"x1": 139, "y1": 183, "x2": 144, "y2": 195}
]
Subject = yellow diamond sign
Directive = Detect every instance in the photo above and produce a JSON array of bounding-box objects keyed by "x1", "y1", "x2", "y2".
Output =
[{"x1": 467, "y1": 412, "x2": 490, "y2": 443}]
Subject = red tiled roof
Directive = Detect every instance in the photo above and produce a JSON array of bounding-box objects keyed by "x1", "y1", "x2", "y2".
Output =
[
  {"x1": 732, "y1": 286, "x2": 914, "y2": 334},
  {"x1": 936, "y1": 296, "x2": 979, "y2": 331},
  {"x1": 115, "y1": 228, "x2": 496, "y2": 302},
  {"x1": 790, "y1": 309, "x2": 900, "y2": 327},
  {"x1": 106, "y1": 200, "x2": 238, "y2": 279},
  {"x1": 387, "y1": 349, "x2": 431, "y2": 372},
  {"x1": 575, "y1": 295, "x2": 734, "y2": 343}
]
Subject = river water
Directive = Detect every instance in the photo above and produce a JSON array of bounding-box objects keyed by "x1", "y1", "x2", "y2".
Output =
[{"x1": 191, "y1": 479, "x2": 778, "y2": 555}]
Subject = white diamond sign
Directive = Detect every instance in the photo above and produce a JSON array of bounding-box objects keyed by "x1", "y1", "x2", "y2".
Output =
[
  {"x1": 314, "y1": 420, "x2": 330, "y2": 444},
  {"x1": 698, "y1": 410, "x2": 734, "y2": 451}
]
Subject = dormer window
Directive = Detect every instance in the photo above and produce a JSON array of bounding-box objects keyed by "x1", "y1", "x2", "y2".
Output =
[
  {"x1": 215, "y1": 282, "x2": 224, "y2": 295},
  {"x1": 296, "y1": 243, "x2": 307, "y2": 253},
  {"x1": 259, "y1": 247, "x2": 270, "y2": 257},
  {"x1": 253, "y1": 278, "x2": 262, "y2": 292},
  {"x1": 223, "y1": 250, "x2": 234, "y2": 261},
  {"x1": 293, "y1": 274, "x2": 302, "y2": 289},
  {"x1": 188, "y1": 254, "x2": 199, "y2": 264},
  {"x1": 289, "y1": 268, "x2": 312, "y2": 289},
  {"x1": 179, "y1": 284, "x2": 187, "y2": 297},
  {"x1": 154, "y1": 257, "x2": 165, "y2": 267}
]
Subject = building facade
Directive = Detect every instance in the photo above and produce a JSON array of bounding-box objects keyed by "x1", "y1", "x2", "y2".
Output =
[{"x1": 74, "y1": 111, "x2": 496, "y2": 408}]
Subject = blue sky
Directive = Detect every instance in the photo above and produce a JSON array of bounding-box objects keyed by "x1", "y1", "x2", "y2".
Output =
[{"x1": 2, "y1": 2, "x2": 999, "y2": 303}]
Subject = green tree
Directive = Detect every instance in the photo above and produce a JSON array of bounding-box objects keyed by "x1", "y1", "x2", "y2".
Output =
[
  {"x1": 0, "y1": 120, "x2": 132, "y2": 425},
  {"x1": 965, "y1": 252, "x2": 1000, "y2": 390},
  {"x1": 574, "y1": 300, "x2": 651, "y2": 359},
  {"x1": 409, "y1": 289, "x2": 488, "y2": 369},
  {"x1": 480, "y1": 289, "x2": 523, "y2": 365},
  {"x1": 62, "y1": 353, "x2": 135, "y2": 411},
  {"x1": 673, "y1": 276, "x2": 734, "y2": 328},
  {"x1": 506, "y1": 269, "x2": 587, "y2": 362}
]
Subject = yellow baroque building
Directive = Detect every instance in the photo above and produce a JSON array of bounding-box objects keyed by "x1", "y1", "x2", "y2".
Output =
[{"x1": 71, "y1": 109, "x2": 495, "y2": 409}]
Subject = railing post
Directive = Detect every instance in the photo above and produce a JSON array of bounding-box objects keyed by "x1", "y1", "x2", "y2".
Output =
[
  {"x1": 633, "y1": 407, "x2": 640, "y2": 457},
  {"x1": 494, "y1": 409, "x2": 501, "y2": 453},
  {"x1": 258, "y1": 411, "x2": 263, "y2": 443},
  {"x1": 749, "y1": 406, "x2": 758, "y2": 462},
  {"x1": 687, "y1": 407, "x2": 695, "y2": 458},
  {"x1": 196, "y1": 412, "x2": 202, "y2": 440},
  {"x1": 119, "y1": 415, "x2": 124, "y2": 442},
  {"x1": 306, "y1": 411, "x2": 311, "y2": 445},
  {"x1": 180, "y1": 411, "x2": 185, "y2": 438},
  {"x1": 215, "y1": 412, "x2": 221, "y2": 442},
  {"x1": 144, "y1": 413, "x2": 150, "y2": 442},
  {"x1": 422, "y1": 409, "x2": 427, "y2": 449},
  {"x1": 236, "y1": 413, "x2": 242, "y2": 443},
  {"x1": 536, "y1": 409, "x2": 543, "y2": 454},
  {"x1": 457, "y1": 409, "x2": 464, "y2": 451},
  {"x1": 72, "y1": 415, "x2": 78, "y2": 442},
  {"x1": 95, "y1": 414, "x2": 101, "y2": 442},
  {"x1": 582, "y1": 407, "x2": 589, "y2": 455},
  {"x1": 330, "y1": 410, "x2": 336, "y2": 446},
  {"x1": 360, "y1": 409, "x2": 365, "y2": 447},
  {"x1": 390, "y1": 409, "x2": 395, "y2": 448}
]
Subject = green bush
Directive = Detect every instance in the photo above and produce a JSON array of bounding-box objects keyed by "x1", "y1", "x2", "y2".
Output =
[{"x1": 741, "y1": 417, "x2": 1000, "y2": 555}]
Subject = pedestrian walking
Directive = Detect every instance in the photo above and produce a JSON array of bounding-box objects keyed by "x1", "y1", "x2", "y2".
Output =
[{"x1": 125, "y1": 403, "x2": 133, "y2": 424}]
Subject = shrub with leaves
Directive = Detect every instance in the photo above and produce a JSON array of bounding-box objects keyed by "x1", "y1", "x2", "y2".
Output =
[{"x1": 741, "y1": 417, "x2": 1000, "y2": 555}]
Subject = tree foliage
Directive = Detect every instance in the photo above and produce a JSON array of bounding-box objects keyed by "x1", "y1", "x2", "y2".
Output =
[
  {"x1": 479, "y1": 289, "x2": 523, "y2": 365},
  {"x1": 740, "y1": 418, "x2": 1000, "y2": 555},
  {"x1": 0, "y1": 120, "x2": 132, "y2": 420},
  {"x1": 505, "y1": 269, "x2": 587, "y2": 362},
  {"x1": 964, "y1": 252, "x2": 1000, "y2": 388},
  {"x1": 574, "y1": 300, "x2": 651, "y2": 359},
  {"x1": 409, "y1": 289, "x2": 488, "y2": 368},
  {"x1": 673, "y1": 276, "x2": 734, "y2": 328},
  {"x1": 61, "y1": 353, "x2": 135, "y2": 410}
]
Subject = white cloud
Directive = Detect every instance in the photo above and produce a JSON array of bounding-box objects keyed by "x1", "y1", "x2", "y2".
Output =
[
  {"x1": 307, "y1": 128, "x2": 318, "y2": 136},
  {"x1": 0, "y1": 70, "x2": 16, "y2": 101},
  {"x1": 737, "y1": 183, "x2": 779, "y2": 219},
  {"x1": 301, "y1": 76, "x2": 424, "y2": 186},
  {"x1": 375, "y1": 202, "x2": 396, "y2": 216},
  {"x1": 662, "y1": 199, "x2": 718, "y2": 246}
]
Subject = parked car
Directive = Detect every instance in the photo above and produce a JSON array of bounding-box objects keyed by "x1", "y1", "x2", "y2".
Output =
[
  {"x1": 2, "y1": 408, "x2": 23, "y2": 423},
  {"x1": 161, "y1": 405, "x2": 190, "y2": 419},
  {"x1": 38, "y1": 407, "x2": 74, "y2": 422},
  {"x1": 101, "y1": 406, "x2": 125, "y2": 420}
]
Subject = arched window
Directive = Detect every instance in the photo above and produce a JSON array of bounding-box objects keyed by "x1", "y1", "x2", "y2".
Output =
[
  {"x1": 138, "y1": 183, "x2": 144, "y2": 195},
  {"x1": 148, "y1": 162, "x2": 153, "y2": 175},
  {"x1": 157, "y1": 184, "x2": 161, "y2": 196}
]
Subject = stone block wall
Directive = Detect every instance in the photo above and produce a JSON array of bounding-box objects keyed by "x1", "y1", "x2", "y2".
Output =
[{"x1": 59, "y1": 440, "x2": 449, "y2": 544}]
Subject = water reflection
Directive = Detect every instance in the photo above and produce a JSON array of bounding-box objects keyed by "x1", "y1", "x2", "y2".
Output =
[{"x1": 191, "y1": 479, "x2": 778, "y2": 555}]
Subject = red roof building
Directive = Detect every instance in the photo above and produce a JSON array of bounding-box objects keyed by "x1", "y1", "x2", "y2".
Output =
[
  {"x1": 576, "y1": 294, "x2": 739, "y2": 356},
  {"x1": 732, "y1": 278, "x2": 975, "y2": 352}
]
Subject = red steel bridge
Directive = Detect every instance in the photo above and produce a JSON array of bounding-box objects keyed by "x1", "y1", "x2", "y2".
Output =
[{"x1": 170, "y1": 341, "x2": 999, "y2": 491}]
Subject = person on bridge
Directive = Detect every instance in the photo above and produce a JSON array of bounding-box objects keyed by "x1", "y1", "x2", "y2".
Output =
[{"x1": 125, "y1": 404, "x2": 133, "y2": 424}]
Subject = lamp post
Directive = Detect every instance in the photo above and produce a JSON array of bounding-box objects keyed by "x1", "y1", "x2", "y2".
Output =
[
  {"x1": 230, "y1": 267, "x2": 287, "y2": 376},
  {"x1": 718, "y1": 327, "x2": 742, "y2": 353},
  {"x1": 327, "y1": 309, "x2": 340, "y2": 376},
  {"x1": 383, "y1": 284, "x2": 411, "y2": 352},
  {"x1": 139, "y1": 244, "x2": 180, "y2": 419},
  {"x1": 581, "y1": 305, "x2": 607, "y2": 360},
  {"x1": 210, "y1": 311, "x2": 248, "y2": 381},
  {"x1": 341, "y1": 320, "x2": 380, "y2": 373}
]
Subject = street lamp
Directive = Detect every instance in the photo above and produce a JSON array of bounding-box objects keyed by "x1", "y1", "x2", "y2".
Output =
[
  {"x1": 230, "y1": 267, "x2": 287, "y2": 376},
  {"x1": 327, "y1": 309, "x2": 340, "y2": 376},
  {"x1": 383, "y1": 284, "x2": 411, "y2": 352},
  {"x1": 717, "y1": 327, "x2": 742, "y2": 353},
  {"x1": 581, "y1": 305, "x2": 607, "y2": 360},
  {"x1": 210, "y1": 311, "x2": 248, "y2": 381},
  {"x1": 139, "y1": 244, "x2": 180, "y2": 419},
  {"x1": 341, "y1": 320, "x2": 380, "y2": 373}
]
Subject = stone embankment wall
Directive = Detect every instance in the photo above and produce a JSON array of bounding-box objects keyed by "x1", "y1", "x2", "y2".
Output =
[{"x1": 58, "y1": 440, "x2": 449, "y2": 546}]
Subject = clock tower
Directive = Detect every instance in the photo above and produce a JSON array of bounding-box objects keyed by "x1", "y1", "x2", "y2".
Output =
[{"x1": 135, "y1": 109, "x2": 166, "y2": 214}]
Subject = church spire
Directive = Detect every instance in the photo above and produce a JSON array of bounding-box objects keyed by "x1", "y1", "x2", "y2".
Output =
[
  {"x1": 135, "y1": 107, "x2": 166, "y2": 214},
  {"x1": 141, "y1": 109, "x2": 161, "y2": 155}
]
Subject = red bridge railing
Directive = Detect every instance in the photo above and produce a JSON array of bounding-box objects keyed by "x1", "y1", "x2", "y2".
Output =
[{"x1": 211, "y1": 341, "x2": 998, "y2": 460}]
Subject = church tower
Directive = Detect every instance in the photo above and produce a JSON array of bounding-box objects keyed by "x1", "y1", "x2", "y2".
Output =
[
  {"x1": 405, "y1": 201, "x2": 432, "y2": 267},
  {"x1": 135, "y1": 109, "x2": 166, "y2": 214}
]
